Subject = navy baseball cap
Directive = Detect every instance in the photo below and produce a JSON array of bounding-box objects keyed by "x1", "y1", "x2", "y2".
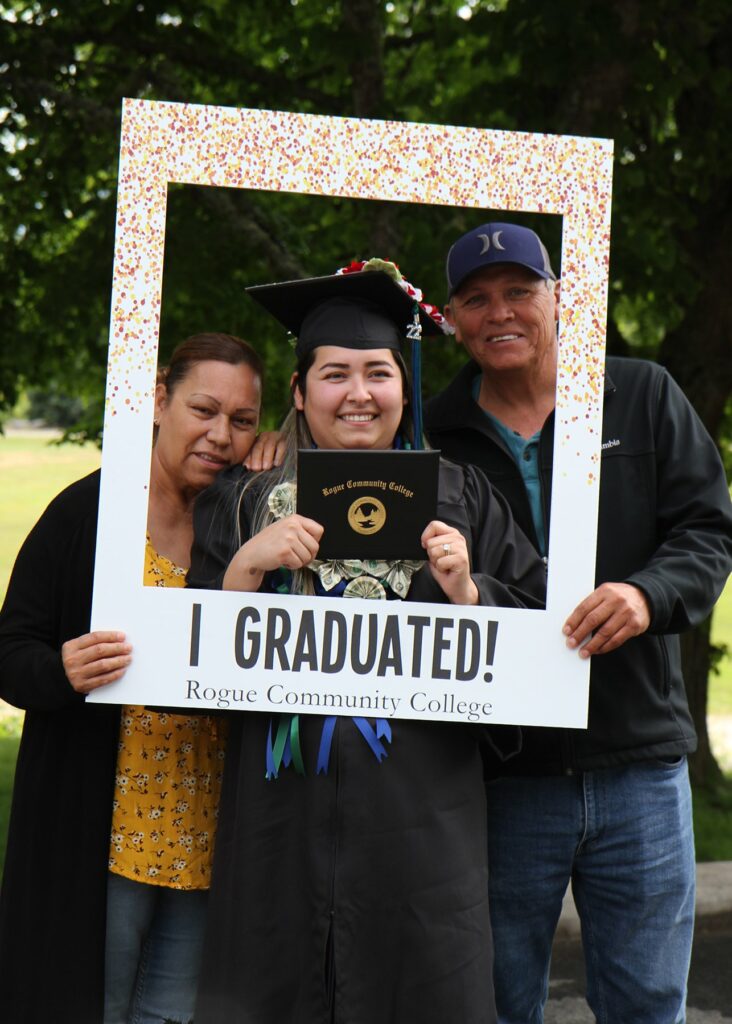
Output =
[{"x1": 446, "y1": 222, "x2": 557, "y2": 296}]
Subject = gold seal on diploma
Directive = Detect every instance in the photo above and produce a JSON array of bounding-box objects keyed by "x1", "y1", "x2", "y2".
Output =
[
  {"x1": 347, "y1": 496, "x2": 387, "y2": 535},
  {"x1": 297, "y1": 449, "x2": 439, "y2": 559}
]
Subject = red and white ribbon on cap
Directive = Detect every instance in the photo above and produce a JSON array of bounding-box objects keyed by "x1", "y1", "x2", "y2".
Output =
[{"x1": 336, "y1": 258, "x2": 454, "y2": 335}]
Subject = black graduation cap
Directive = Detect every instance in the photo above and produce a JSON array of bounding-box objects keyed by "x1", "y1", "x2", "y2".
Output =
[{"x1": 246, "y1": 270, "x2": 443, "y2": 359}]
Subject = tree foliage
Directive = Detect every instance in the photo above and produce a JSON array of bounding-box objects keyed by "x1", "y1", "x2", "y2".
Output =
[
  {"x1": 4, "y1": 0, "x2": 730, "y2": 428},
  {"x1": 2, "y1": 0, "x2": 730, "y2": 779}
]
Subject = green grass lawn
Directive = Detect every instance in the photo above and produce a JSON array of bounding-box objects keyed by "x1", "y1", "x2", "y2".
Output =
[
  {"x1": 694, "y1": 782, "x2": 732, "y2": 862},
  {"x1": 0, "y1": 716, "x2": 22, "y2": 870},
  {"x1": 710, "y1": 575, "x2": 732, "y2": 715},
  {"x1": 704, "y1": 574, "x2": 732, "y2": 862},
  {"x1": 0, "y1": 431, "x2": 100, "y2": 595}
]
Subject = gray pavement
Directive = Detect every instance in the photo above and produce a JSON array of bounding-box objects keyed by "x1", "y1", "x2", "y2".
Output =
[{"x1": 544, "y1": 862, "x2": 732, "y2": 1021}]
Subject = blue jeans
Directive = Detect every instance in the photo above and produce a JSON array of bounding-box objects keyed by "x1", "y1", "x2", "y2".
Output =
[
  {"x1": 485, "y1": 757, "x2": 695, "y2": 1024},
  {"x1": 104, "y1": 871, "x2": 209, "y2": 1024}
]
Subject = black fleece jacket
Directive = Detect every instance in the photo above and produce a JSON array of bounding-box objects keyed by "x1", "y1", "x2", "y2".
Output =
[{"x1": 425, "y1": 356, "x2": 732, "y2": 773}]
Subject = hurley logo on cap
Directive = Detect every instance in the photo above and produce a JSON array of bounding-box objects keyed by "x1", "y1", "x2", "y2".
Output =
[
  {"x1": 477, "y1": 229, "x2": 507, "y2": 254},
  {"x1": 446, "y1": 221, "x2": 557, "y2": 296}
]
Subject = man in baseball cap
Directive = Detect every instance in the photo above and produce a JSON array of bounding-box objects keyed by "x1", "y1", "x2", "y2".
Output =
[
  {"x1": 424, "y1": 219, "x2": 732, "y2": 1023},
  {"x1": 445, "y1": 221, "x2": 556, "y2": 296}
]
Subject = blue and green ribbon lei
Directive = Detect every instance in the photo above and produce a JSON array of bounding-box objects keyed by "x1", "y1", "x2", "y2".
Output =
[
  {"x1": 264, "y1": 565, "x2": 399, "y2": 779},
  {"x1": 315, "y1": 715, "x2": 392, "y2": 774},
  {"x1": 265, "y1": 714, "x2": 305, "y2": 779},
  {"x1": 265, "y1": 714, "x2": 393, "y2": 779}
]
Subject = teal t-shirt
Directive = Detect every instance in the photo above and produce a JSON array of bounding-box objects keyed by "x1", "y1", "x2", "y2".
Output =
[{"x1": 471, "y1": 376, "x2": 547, "y2": 556}]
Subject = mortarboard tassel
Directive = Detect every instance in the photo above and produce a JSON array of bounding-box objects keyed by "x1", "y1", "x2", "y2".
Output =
[{"x1": 406, "y1": 302, "x2": 423, "y2": 450}]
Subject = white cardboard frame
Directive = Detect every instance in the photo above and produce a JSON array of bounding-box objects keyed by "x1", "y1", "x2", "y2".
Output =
[{"x1": 89, "y1": 99, "x2": 613, "y2": 728}]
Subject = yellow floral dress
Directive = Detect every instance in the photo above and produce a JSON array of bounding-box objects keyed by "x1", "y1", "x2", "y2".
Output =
[{"x1": 108, "y1": 539, "x2": 228, "y2": 889}]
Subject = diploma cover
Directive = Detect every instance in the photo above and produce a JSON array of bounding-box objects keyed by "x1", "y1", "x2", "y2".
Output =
[{"x1": 297, "y1": 449, "x2": 440, "y2": 560}]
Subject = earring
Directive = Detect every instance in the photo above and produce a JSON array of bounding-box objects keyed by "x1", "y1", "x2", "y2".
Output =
[{"x1": 154, "y1": 418, "x2": 160, "y2": 426}]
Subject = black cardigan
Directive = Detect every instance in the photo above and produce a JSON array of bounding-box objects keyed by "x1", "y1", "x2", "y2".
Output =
[{"x1": 0, "y1": 470, "x2": 120, "y2": 1024}]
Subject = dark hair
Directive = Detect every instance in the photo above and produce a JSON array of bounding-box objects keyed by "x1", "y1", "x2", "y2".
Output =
[
  {"x1": 159, "y1": 333, "x2": 264, "y2": 394},
  {"x1": 291, "y1": 347, "x2": 415, "y2": 446}
]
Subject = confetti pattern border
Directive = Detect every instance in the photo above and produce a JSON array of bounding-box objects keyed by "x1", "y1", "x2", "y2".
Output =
[{"x1": 98, "y1": 99, "x2": 613, "y2": 624}]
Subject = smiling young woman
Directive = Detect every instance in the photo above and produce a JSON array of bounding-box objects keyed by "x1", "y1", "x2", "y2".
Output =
[{"x1": 292, "y1": 345, "x2": 407, "y2": 451}]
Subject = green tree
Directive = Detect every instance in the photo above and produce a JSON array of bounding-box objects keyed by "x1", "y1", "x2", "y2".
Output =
[{"x1": 2, "y1": 0, "x2": 730, "y2": 781}]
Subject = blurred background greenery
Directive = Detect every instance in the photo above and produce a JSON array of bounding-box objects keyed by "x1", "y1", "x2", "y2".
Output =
[{"x1": 1, "y1": 0, "x2": 730, "y2": 860}]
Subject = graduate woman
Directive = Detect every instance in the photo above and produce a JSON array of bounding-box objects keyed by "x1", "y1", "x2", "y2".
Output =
[{"x1": 189, "y1": 262, "x2": 546, "y2": 1024}]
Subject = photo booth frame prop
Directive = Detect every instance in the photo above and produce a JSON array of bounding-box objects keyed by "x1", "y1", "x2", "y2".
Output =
[{"x1": 89, "y1": 99, "x2": 613, "y2": 728}]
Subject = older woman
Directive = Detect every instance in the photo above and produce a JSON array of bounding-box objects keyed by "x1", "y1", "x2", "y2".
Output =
[
  {"x1": 0, "y1": 332, "x2": 263, "y2": 1024},
  {"x1": 189, "y1": 264, "x2": 546, "y2": 1024}
]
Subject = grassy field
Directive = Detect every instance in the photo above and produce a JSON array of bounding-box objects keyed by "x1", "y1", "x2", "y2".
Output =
[
  {"x1": 0, "y1": 433, "x2": 730, "y2": 871},
  {"x1": 710, "y1": 571, "x2": 732, "y2": 715},
  {"x1": 694, "y1": 783, "x2": 732, "y2": 862},
  {"x1": 0, "y1": 431, "x2": 100, "y2": 590},
  {"x1": 0, "y1": 713, "x2": 23, "y2": 868}
]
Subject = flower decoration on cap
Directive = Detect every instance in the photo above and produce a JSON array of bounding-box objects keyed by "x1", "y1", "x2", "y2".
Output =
[
  {"x1": 335, "y1": 257, "x2": 452, "y2": 449},
  {"x1": 337, "y1": 258, "x2": 453, "y2": 335}
]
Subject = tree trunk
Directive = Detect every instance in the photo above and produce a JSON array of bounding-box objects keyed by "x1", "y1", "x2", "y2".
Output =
[
  {"x1": 341, "y1": 0, "x2": 398, "y2": 257},
  {"x1": 659, "y1": 196, "x2": 732, "y2": 790},
  {"x1": 682, "y1": 618, "x2": 724, "y2": 789}
]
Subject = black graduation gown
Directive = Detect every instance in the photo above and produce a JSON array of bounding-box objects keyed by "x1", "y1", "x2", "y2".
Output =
[
  {"x1": 0, "y1": 471, "x2": 120, "y2": 1024},
  {"x1": 190, "y1": 459, "x2": 546, "y2": 1024}
]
